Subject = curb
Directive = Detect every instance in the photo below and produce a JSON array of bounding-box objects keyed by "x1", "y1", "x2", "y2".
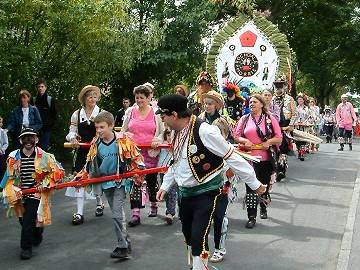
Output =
[{"x1": 336, "y1": 169, "x2": 360, "y2": 270}]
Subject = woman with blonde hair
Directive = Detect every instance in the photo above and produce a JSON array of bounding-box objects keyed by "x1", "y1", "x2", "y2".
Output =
[{"x1": 65, "y1": 85, "x2": 105, "y2": 225}]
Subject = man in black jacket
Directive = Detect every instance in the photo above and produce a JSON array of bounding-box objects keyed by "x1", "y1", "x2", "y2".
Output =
[
  {"x1": 114, "y1": 97, "x2": 131, "y2": 127},
  {"x1": 34, "y1": 79, "x2": 57, "y2": 150}
]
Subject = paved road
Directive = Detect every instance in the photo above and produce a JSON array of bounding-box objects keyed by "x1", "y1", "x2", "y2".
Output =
[{"x1": 0, "y1": 142, "x2": 359, "y2": 270}]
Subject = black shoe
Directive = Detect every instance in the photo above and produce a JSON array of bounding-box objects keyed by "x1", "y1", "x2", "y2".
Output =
[
  {"x1": 20, "y1": 249, "x2": 32, "y2": 260},
  {"x1": 110, "y1": 247, "x2": 129, "y2": 259},
  {"x1": 245, "y1": 218, "x2": 256, "y2": 229},
  {"x1": 260, "y1": 209, "x2": 268, "y2": 219},
  {"x1": 95, "y1": 204, "x2": 104, "y2": 217},
  {"x1": 338, "y1": 147, "x2": 344, "y2": 151},
  {"x1": 32, "y1": 235, "x2": 42, "y2": 247},
  {"x1": 128, "y1": 216, "x2": 140, "y2": 227},
  {"x1": 277, "y1": 172, "x2": 285, "y2": 182},
  {"x1": 72, "y1": 214, "x2": 84, "y2": 225},
  {"x1": 349, "y1": 144, "x2": 353, "y2": 151}
]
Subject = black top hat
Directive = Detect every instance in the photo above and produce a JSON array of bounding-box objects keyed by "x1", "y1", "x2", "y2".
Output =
[
  {"x1": 156, "y1": 94, "x2": 188, "y2": 115},
  {"x1": 18, "y1": 127, "x2": 38, "y2": 138}
]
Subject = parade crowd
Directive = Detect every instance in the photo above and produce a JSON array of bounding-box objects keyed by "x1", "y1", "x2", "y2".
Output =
[{"x1": 0, "y1": 74, "x2": 359, "y2": 270}]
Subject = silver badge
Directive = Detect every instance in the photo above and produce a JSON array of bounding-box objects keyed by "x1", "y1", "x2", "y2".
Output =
[{"x1": 189, "y1": 144, "x2": 198, "y2": 154}]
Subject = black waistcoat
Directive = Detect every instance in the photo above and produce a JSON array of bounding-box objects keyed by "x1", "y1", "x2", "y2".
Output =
[{"x1": 187, "y1": 117, "x2": 224, "y2": 183}]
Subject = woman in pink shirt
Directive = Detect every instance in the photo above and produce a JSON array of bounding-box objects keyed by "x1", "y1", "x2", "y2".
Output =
[
  {"x1": 122, "y1": 85, "x2": 164, "y2": 226},
  {"x1": 234, "y1": 94, "x2": 282, "y2": 228}
]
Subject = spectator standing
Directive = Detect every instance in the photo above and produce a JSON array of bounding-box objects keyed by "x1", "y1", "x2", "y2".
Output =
[{"x1": 34, "y1": 79, "x2": 57, "y2": 150}]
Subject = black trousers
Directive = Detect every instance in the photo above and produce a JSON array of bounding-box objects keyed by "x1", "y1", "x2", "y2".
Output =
[
  {"x1": 246, "y1": 161, "x2": 272, "y2": 218},
  {"x1": 324, "y1": 125, "x2": 334, "y2": 141},
  {"x1": 130, "y1": 173, "x2": 158, "y2": 209},
  {"x1": 213, "y1": 193, "x2": 229, "y2": 250},
  {"x1": 19, "y1": 198, "x2": 43, "y2": 250},
  {"x1": 179, "y1": 189, "x2": 220, "y2": 256},
  {"x1": 339, "y1": 128, "x2": 353, "y2": 140}
]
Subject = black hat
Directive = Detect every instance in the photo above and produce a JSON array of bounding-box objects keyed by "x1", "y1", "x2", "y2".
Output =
[
  {"x1": 156, "y1": 94, "x2": 188, "y2": 114},
  {"x1": 18, "y1": 127, "x2": 38, "y2": 138},
  {"x1": 274, "y1": 76, "x2": 287, "y2": 88}
]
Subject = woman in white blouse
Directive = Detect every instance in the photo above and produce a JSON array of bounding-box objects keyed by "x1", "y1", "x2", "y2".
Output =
[{"x1": 65, "y1": 85, "x2": 104, "y2": 225}]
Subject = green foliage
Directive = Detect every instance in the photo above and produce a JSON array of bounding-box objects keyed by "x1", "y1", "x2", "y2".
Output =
[
  {"x1": 1, "y1": 0, "x2": 359, "y2": 159},
  {"x1": 268, "y1": 0, "x2": 359, "y2": 104},
  {"x1": 0, "y1": 0, "x2": 218, "y2": 160},
  {"x1": 210, "y1": 0, "x2": 360, "y2": 105},
  {"x1": 0, "y1": 0, "x2": 140, "y2": 159}
]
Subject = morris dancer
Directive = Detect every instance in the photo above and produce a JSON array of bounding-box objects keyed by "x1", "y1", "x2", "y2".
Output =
[
  {"x1": 65, "y1": 85, "x2": 105, "y2": 225},
  {"x1": 294, "y1": 93, "x2": 312, "y2": 161},
  {"x1": 188, "y1": 71, "x2": 214, "y2": 116},
  {"x1": 308, "y1": 97, "x2": 321, "y2": 151},
  {"x1": 122, "y1": 85, "x2": 164, "y2": 226},
  {"x1": 0, "y1": 128, "x2": 64, "y2": 260},
  {"x1": 78, "y1": 111, "x2": 145, "y2": 259},
  {"x1": 222, "y1": 82, "x2": 244, "y2": 123},
  {"x1": 235, "y1": 94, "x2": 282, "y2": 228},
  {"x1": 323, "y1": 106, "x2": 335, "y2": 143},
  {"x1": 336, "y1": 94, "x2": 357, "y2": 151},
  {"x1": 270, "y1": 77, "x2": 297, "y2": 181},
  {"x1": 156, "y1": 94, "x2": 266, "y2": 270}
]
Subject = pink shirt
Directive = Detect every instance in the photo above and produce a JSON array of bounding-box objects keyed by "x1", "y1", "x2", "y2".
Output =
[
  {"x1": 336, "y1": 102, "x2": 356, "y2": 130},
  {"x1": 128, "y1": 107, "x2": 158, "y2": 167},
  {"x1": 234, "y1": 114, "x2": 282, "y2": 161}
]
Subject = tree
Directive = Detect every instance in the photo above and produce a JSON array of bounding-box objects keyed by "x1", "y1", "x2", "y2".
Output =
[
  {"x1": 0, "y1": 0, "x2": 141, "y2": 156},
  {"x1": 210, "y1": 0, "x2": 360, "y2": 105}
]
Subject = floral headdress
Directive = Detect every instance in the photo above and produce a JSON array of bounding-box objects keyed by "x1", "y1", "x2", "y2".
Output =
[
  {"x1": 196, "y1": 71, "x2": 214, "y2": 86},
  {"x1": 223, "y1": 82, "x2": 244, "y2": 101}
]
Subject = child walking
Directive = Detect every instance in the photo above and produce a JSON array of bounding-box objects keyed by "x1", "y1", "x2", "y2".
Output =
[
  {"x1": 80, "y1": 111, "x2": 145, "y2": 258},
  {"x1": 158, "y1": 128, "x2": 177, "y2": 224}
]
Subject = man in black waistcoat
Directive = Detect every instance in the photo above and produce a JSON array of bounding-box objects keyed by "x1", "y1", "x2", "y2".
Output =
[{"x1": 156, "y1": 94, "x2": 266, "y2": 270}]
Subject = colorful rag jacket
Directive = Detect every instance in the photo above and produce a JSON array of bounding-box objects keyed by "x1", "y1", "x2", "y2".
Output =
[
  {"x1": 77, "y1": 132, "x2": 145, "y2": 194},
  {"x1": 0, "y1": 147, "x2": 64, "y2": 226}
]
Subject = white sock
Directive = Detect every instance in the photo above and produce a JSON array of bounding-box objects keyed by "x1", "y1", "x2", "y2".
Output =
[
  {"x1": 192, "y1": 256, "x2": 207, "y2": 270},
  {"x1": 77, "y1": 196, "x2": 85, "y2": 215},
  {"x1": 96, "y1": 195, "x2": 102, "y2": 206}
]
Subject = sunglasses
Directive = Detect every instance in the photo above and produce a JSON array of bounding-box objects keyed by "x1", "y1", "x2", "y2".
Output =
[{"x1": 274, "y1": 82, "x2": 286, "y2": 89}]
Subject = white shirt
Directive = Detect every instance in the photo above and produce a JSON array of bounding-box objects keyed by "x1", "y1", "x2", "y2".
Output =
[
  {"x1": 22, "y1": 107, "x2": 30, "y2": 127},
  {"x1": 66, "y1": 105, "x2": 101, "y2": 141},
  {"x1": 160, "y1": 123, "x2": 261, "y2": 192}
]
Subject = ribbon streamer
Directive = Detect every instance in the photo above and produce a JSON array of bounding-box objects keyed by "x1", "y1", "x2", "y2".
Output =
[
  {"x1": 63, "y1": 142, "x2": 172, "y2": 149},
  {"x1": 21, "y1": 167, "x2": 168, "y2": 195}
]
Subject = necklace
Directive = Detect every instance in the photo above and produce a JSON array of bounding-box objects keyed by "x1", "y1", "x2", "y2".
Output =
[
  {"x1": 172, "y1": 116, "x2": 193, "y2": 163},
  {"x1": 251, "y1": 113, "x2": 263, "y2": 126},
  {"x1": 84, "y1": 107, "x2": 94, "y2": 119}
]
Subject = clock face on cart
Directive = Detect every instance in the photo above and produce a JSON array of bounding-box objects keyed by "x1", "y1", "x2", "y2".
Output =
[
  {"x1": 215, "y1": 21, "x2": 279, "y2": 93},
  {"x1": 234, "y1": 52, "x2": 259, "y2": 77}
]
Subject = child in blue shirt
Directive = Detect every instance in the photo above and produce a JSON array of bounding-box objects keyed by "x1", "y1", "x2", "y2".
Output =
[{"x1": 80, "y1": 111, "x2": 145, "y2": 259}]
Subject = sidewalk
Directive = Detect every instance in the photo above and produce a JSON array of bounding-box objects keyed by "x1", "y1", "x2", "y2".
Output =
[{"x1": 346, "y1": 168, "x2": 360, "y2": 270}]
